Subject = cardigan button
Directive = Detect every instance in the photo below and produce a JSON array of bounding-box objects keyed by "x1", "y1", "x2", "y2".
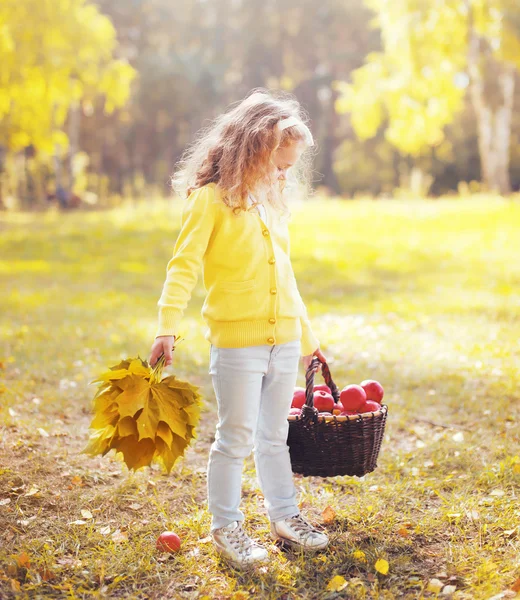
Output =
[
  {"x1": 269, "y1": 318, "x2": 276, "y2": 324},
  {"x1": 262, "y1": 230, "x2": 269, "y2": 236},
  {"x1": 270, "y1": 288, "x2": 277, "y2": 295},
  {"x1": 268, "y1": 257, "x2": 276, "y2": 264},
  {"x1": 267, "y1": 337, "x2": 274, "y2": 344}
]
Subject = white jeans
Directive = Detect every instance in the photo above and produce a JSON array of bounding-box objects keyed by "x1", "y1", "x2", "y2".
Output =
[{"x1": 206, "y1": 340, "x2": 302, "y2": 531}]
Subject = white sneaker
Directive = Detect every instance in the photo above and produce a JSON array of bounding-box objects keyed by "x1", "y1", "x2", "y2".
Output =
[
  {"x1": 271, "y1": 513, "x2": 329, "y2": 551},
  {"x1": 212, "y1": 521, "x2": 269, "y2": 569}
]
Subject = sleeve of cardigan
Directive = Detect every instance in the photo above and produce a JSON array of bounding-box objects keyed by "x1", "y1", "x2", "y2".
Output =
[{"x1": 155, "y1": 186, "x2": 216, "y2": 338}]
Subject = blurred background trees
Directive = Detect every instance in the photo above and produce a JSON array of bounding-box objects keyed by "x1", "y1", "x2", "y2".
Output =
[{"x1": 1, "y1": 0, "x2": 519, "y2": 209}]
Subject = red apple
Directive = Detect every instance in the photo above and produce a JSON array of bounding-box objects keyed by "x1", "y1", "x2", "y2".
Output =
[
  {"x1": 339, "y1": 385, "x2": 366, "y2": 411},
  {"x1": 292, "y1": 387, "x2": 306, "y2": 409},
  {"x1": 156, "y1": 531, "x2": 181, "y2": 553},
  {"x1": 313, "y1": 390, "x2": 334, "y2": 413},
  {"x1": 359, "y1": 400, "x2": 381, "y2": 413},
  {"x1": 314, "y1": 384, "x2": 331, "y2": 394},
  {"x1": 289, "y1": 407, "x2": 302, "y2": 416},
  {"x1": 340, "y1": 410, "x2": 358, "y2": 416},
  {"x1": 360, "y1": 379, "x2": 384, "y2": 403}
]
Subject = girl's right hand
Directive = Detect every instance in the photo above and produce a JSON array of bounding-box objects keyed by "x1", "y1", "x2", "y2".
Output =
[{"x1": 149, "y1": 335, "x2": 175, "y2": 368}]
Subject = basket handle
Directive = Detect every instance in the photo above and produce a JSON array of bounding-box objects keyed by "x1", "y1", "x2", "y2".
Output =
[{"x1": 304, "y1": 356, "x2": 341, "y2": 408}]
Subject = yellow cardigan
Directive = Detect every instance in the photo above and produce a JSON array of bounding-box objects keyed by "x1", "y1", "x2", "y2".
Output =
[{"x1": 156, "y1": 182, "x2": 320, "y2": 356}]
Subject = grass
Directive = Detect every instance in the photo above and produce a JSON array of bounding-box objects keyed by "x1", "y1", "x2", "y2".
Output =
[{"x1": 0, "y1": 194, "x2": 519, "y2": 599}]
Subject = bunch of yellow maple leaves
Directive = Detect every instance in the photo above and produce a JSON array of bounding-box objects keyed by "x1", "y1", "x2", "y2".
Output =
[{"x1": 81, "y1": 351, "x2": 202, "y2": 474}]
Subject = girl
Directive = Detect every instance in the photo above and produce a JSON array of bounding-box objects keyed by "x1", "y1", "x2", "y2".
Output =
[{"x1": 149, "y1": 89, "x2": 329, "y2": 569}]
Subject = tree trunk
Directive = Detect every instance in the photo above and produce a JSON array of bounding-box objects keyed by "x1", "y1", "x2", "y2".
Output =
[{"x1": 467, "y1": 14, "x2": 515, "y2": 195}]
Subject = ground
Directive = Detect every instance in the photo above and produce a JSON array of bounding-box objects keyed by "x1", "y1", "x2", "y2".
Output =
[{"x1": 0, "y1": 195, "x2": 519, "y2": 599}]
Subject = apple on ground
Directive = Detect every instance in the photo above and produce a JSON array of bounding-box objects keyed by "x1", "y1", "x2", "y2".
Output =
[
  {"x1": 156, "y1": 531, "x2": 181, "y2": 553},
  {"x1": 340, "y1": 385, "x2": 366, "y2": 411},
  {"x1": 360, "y1": 379, "x2": 384, "y2": 403},
  {"x1": 359, "y1": 400, "x2": 381, "y2": 413},
  {"x1": 291, "y1": 387, "x2": 306, "y2": 409},
  {"x1": 313, "y1": 390, "x2": 334, "y2": 413},
  {"x1": 314, "y1": 384, "x2": 331, "y2": 394}
]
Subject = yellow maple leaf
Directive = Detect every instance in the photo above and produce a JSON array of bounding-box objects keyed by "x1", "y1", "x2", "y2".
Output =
[
  {"x1": 116, "y1": 416, "x2": 138, "y2": 438},
  {"x1": 90, "y1": 402, "x2": 119, "y2": 429},
  {"x1": 156, "y1": 421, "x2": 173, "y2": 447},
  {"x1": 115, "y1": 375, "x2": 152, "y2": 420},
  {"x1": 352, "y1": 550, "x2": 367, "y2": 562},
  {"x1": 82, "y1": 353, "x2": 202, "y2": 474},
  {"x1": 81, "y1": 424, "x2": 116, "y2": 456},
  {"x1": 326, "y1": 575, "x2": 348, "y2": 592},
  {"x1": 110, "y1": 435, "x2": 156, "y2": 471},
  {"x1": 375, "y1": 558, "x2": 389, "y2": 575}
]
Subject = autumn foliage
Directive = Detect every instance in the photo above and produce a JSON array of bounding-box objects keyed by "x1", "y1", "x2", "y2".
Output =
[{"x1": 81, "y1": 355, "x2": 202, "y2": 473}]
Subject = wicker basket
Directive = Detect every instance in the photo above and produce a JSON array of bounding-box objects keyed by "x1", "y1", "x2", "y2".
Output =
[{"x1": 287, "y1": 357, "x2": 388, "y2": 477}]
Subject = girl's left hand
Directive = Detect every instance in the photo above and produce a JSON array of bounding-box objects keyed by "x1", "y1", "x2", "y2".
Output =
[{"x1": 302, "y1": 348, "x2": 327, "y2": 372}]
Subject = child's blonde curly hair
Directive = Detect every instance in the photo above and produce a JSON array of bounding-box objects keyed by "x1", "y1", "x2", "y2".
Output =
[{"x1": 171, "y1": 88, "x2": 316, "y2": 214}]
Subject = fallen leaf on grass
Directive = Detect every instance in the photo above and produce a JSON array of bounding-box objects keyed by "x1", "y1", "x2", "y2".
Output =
[
  {"x1": 111, "y1": 529, "x2": 128, "y2": 543},
  {"x1": 427, "y1": 579, "x2": 444, "y2": 593},
  {"x1": 326, "y1": 575, "x2": 348, "y2": 592},
  {"x1": 352, "y1": 550, "x2": 366, "y2": 562},
  {"x1": 442, "y1": 585, "x2": 457, "y2": 594},
  {"x1": 55, "y1": 557, "x2": 82, "y2": 568},
  {"x1": 0, "y1": 498, "x2": 11, "y2": 506},
  {"x1": 38, "y1": 567, "x2": 56, "y2": 582},
  {"x1": 81, "y1": 510, "x2": 93, "y2": 519},
  {"x1": 512, "y1": 577, "x2": 520, "y2": 592},
  {"x1": 375, "y1": 558, "x2": 389, "y2": 575},
  {"x1": 14, "y1": 552, "x2": 30, "y2": 568},
  {"x1": 68, "y1": 520, "x2": 87, "y2": 525},
  {"x1": 38, "y1": 428, "x2": 49, "y2": 437},
  {"x1": 198, "y1": 536, "x2": 212, "y2": 543},
  {"x1": 321, "y1": 505, "x2": 336, "y2": 524},
  {"x1": 24, "y1": 486, "x2": 40, "y2": 497}
]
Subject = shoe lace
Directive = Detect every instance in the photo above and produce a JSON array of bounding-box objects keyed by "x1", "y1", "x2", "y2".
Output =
[
  {"x1": 225, "y1": 523, "x2": 253, "y2": 556},
  {"x1": 287, "y1": 514, "x2": 321, "y2": 538}
]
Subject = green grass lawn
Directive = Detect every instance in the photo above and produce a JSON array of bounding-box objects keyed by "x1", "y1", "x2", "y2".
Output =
[{"x1": 1, "y1": 195, "x2": 519, "y2": 599}]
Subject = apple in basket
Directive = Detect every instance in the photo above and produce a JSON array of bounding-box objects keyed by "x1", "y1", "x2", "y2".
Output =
[
  {"x1": 314, "y1": 383, "x2": 331, "y2": 394},
  {"x1": 332, "y1": 402, "x2": 345, "y2": 415},
  {"x1": 313, "y1": 390, "x2": 334, "y2": 413},
  {"x1": 291, "y1": 387, "x2": 306, "y2": 409},
  {"x1": 359, "y1": 399, "x2": 381, "y2": 413},
  {"x1": 289, "y1": 407, "x2": 302, "y2": 416},
  {"x1": 340, "y1": 384, "x2": 366, "y2": 411},
  {"x1": 360, "y1": 379, "x2": 384, "y2": 403}
]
